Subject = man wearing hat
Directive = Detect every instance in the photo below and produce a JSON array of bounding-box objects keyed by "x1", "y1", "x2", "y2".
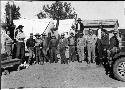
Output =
[
  {"x1": 34, "y1": 33, "x2": 43, "y2": 64},
  {"x1": 108, "y1": 31, "x2": 119, "y2": 58},
  {"x1": 15, "y1": 25, "x2": 25, "y2": 63},
  {"x1": 87, "y1": 29, "x2": 97, "y2": 64},
  {"x1": 41, "y1": 33, "x2": 50, "y2": 64},
  {"x1": 77, "y1": 33, "x2": 86, "y2": 63},
  {"x1": 75, "y1": 18, "x2": 84, "y2": 38},
  {"x1": 49, "y1": 35, "x2": 58, "y2": 63},
  {"x1": 26, "y1": 33, "x2": 35, "y2": 65},
  {"x1": 68, "y1": 32, "x2": 77, "y2": 62},
  {"x1": 58, "y1": 33, "x2": 68, "y2": 64}
]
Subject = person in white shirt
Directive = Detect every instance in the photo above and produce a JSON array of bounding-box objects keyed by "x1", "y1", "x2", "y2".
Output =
[{"x1": 15, "y1": 25, "x2": 25, "y2": 64}]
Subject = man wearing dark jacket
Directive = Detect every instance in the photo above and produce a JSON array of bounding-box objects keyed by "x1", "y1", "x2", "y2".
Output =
[
  {"x1": 26, "y1": 33, "x2": 35, "y2": 65},
  {"x1": 49, "y1": 36, "x2": 58, "y2": 63},
  {"x1": 108, "y1": 31, "x2": 119, "y2": 58},
  {"x1": 75, "y1": 18, "x2": 84, "y2": 38},
  {"x1": 58, "y1": 33, "x2": 68, "y2": 64}
]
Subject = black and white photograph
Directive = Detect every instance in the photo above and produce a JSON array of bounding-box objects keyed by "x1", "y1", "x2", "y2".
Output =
[{"x1": 1, "y1": 0, "x2": 125, "y2": 88}]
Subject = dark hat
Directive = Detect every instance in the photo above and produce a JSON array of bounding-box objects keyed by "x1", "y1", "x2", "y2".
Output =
[
  {"x1": 77, "y1": 18, "x2": 82, "y2": 21},
  {"x1": 51, "y1": 35, "x2": 56, "y2": 39},
  {"x1": 16, "y1": 25, "x2": 24, "y2": 29},
  {"x1": 51, "y1": 27, "x2": 57, "y2": 31},
  {"x1": 71, "y1": 25, "x2": 75, "y2": 29},
  {"x1": 42, "y1": 33, "x2": 47, "y2": 36},
  {"x1": 70, "y1": 32, "x2": 74, "y2": 35},
  {"x1": 34, "y1": 33, "x2": 41, "y2": 36},
  {"x1": 30, "y1": 33, "x2": 33, "y2": 36}
]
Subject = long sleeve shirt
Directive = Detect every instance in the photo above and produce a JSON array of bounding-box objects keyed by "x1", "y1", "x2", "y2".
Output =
[
  {"x1": 58, "y1": 38, "x2": 68, "y2": 49},
  {"x1": 16, "y1": 32, "x2": 25, "y2": 42}
]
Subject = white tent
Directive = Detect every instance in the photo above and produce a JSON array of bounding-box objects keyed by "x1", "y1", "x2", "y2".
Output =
[
  {"x1": 13, "y1": 18, "x2": 53, "y2": 40},
  {"x1": 13, "y1": 19, "x2": 75, "y2": 39}
]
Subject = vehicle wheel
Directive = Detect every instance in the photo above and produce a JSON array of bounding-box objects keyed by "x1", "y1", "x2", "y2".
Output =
[{"x1": 113, "y1": 57, "x2": 125, "y2": 82}]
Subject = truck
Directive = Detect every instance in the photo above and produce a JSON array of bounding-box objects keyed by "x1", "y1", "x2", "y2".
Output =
[{"x1": 107, "y1": 29, "x2": 125, "y2": 82}]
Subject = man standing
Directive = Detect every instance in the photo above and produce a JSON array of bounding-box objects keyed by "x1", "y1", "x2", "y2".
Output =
[
  {"x1": 41, "y1": 33, "x2": 49, "y2": 64},
  {"x1": 87, "y1": 29, "x2": 97, "y2": 64},
  {"x1": 26, "y1": 33, "x2": 35, "y2": 65},
  {"x1": 5, "y1": 31, "x2": 13, "y2": 56},
  {"x1": 77, "y1": 33, "x2": 86, "y2": 63},
  {"x1": 68, "y1": 32, "x2": 76, "y2": 62},
  {"x1": 15, "y1": 25, "x2": 25, "y2": 64},
  {"x1": 49, "y1": 36, "x2": 58, "y2": 63},
  {"x1": 75, "y1": 18, "x2": 84, "y2": 38},
  {"x1": 108, "y1": 31, "x2": 119, "y2": 58},
  {"x1": 58, "y1": 33, "x2": 68, "y2": 64},
  {"x1": 96, "y1": 25, "x2": 109, "y2": 65},
  {"x1": 34, "y1": 33, "x2": 42, "y2": 64}
]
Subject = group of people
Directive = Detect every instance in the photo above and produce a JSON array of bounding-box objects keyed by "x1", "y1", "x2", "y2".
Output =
[{"x1": 1, "y1": 18, "x2": 120, "y2": 68}]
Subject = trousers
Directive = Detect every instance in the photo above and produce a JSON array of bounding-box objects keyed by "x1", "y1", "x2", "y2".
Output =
[
  {"x1": 16, "y1": 42, "x2": 25, "y2": 63},
  {"x1": 59, "y1": 48, "x2": 67, "y2": 64},
  {"x1": 69, "y1": 46, "x2": 76, "y2": 62},
  {"x1": 77, "y1": 46, "x2": 85, "y2": 61},
  {"x1": 5, "y1": 45, "x2": 12, "y2": 56},
  {"x1": 28, "y1": 47, "x2": 35, "y2": 64},
  {"x1": 35, "y1": 47, "x2": 42, "y2": 64},
  {"x1": 87, "y1": 44, "x2": 96, "y2": 63},
  {"x1": 50, "y1": 47, "x2": 58, "y2": 63}
]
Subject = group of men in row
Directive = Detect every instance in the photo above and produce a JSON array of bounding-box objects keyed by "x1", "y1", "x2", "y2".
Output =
[{"x1": 1, "y1": 18, "x2": 119, "y2": 68}]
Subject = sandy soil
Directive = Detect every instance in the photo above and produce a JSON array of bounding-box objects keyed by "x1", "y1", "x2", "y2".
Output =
[{"x1": 1, "y1": 61, "x2": 125, "y2": 88}]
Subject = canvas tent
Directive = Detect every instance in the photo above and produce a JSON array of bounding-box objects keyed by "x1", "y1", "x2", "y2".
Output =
[
  {"x1": 13, "y1": 18, "x2": 53, "y2": 40},
  {"x1": 13, "y1": 19, "x2": 75, "y2": 39}
]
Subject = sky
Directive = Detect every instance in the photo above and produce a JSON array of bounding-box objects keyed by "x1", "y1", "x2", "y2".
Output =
[{"x1": 1, "y1": 1, "x2": 125, "y2": 28}]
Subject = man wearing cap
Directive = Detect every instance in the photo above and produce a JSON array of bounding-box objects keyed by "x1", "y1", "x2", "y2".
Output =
[
  {"x1": 26, "y1": 33, "x2": 35, "y2": 65},
  {"x1": 75, "y1": 18, "x2": 84, "y2": 38},
  {"x1": 15, "y1": 25, "x2": 25, "y2": 63},
  {"x1": 34, "y1": 33, "x2": 43, "y2": 64},
  {"x1": 87, "y1": 29, "x2": 97, "y2": 64},
  {"x1": 58, "y1": 33, "x2": 68, "y2": 64},
  {"x1": 68, "y1": 32, "x2": 77, "y2": 62},
  {"x1": 77, "y1": 33, "x2": 86, "y2": 63},
  {"x1": 49, "y1": 36, "x2": 58, "y2": 63}
]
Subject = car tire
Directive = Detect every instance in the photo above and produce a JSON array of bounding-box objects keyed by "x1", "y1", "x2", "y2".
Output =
[{"x1": 113, "y1": 57, "x2": 125, "y2": 82}]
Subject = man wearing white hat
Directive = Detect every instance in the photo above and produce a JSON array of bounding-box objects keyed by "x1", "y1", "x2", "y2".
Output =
[{"x1": 15, "y1": 25, "x2": 25, "y2": 63}]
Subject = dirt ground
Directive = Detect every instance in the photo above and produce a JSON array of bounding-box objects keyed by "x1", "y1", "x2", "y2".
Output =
[{"x1": 1, "y1": 61, "x2": 125, "y2": 88}]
